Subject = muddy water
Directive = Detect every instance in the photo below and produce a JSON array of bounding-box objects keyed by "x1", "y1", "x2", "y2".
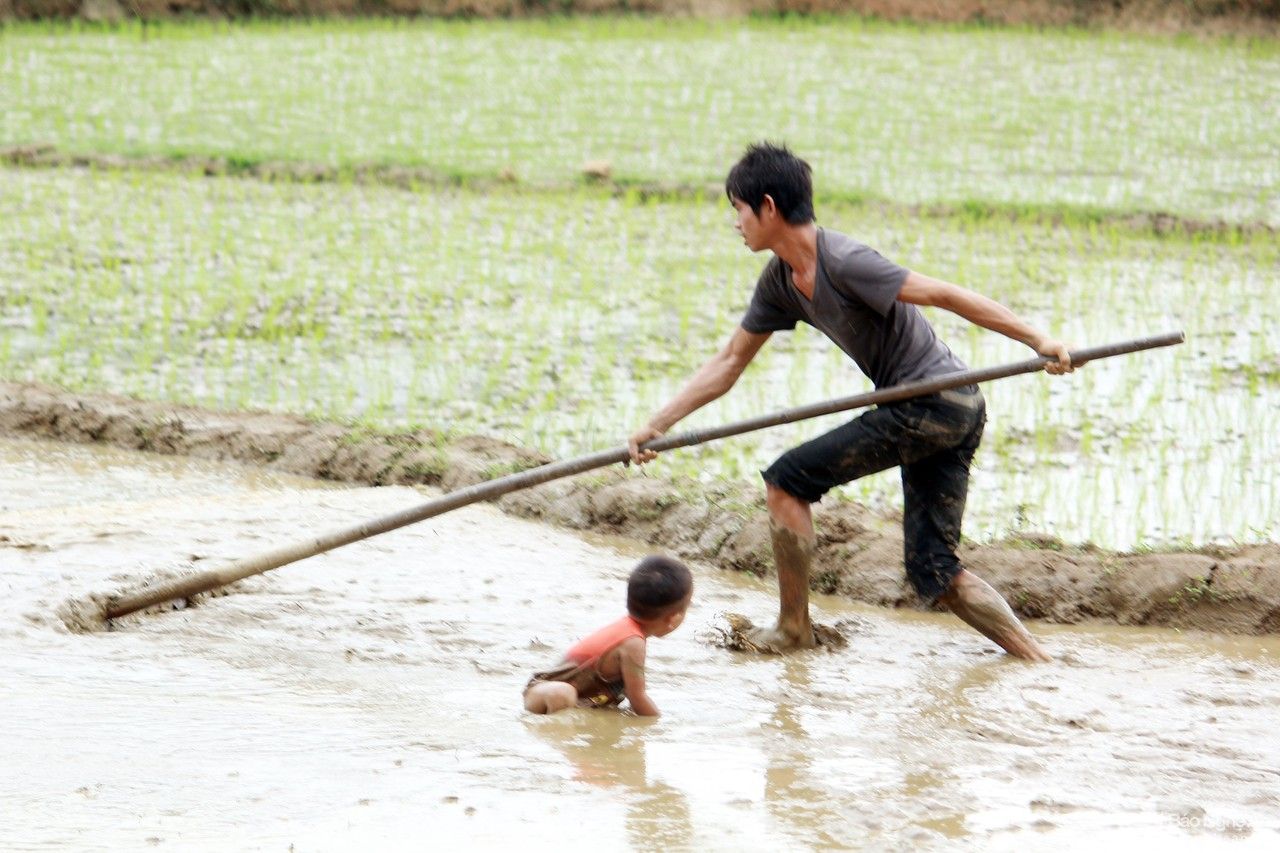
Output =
[{"x1": 2, "y1": 437, "x2": 1277, "y2": 851}]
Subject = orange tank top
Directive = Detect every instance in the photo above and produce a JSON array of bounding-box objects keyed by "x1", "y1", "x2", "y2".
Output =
[{"x1": 565, "y1": 615, "x2": 645, "y2": 666}]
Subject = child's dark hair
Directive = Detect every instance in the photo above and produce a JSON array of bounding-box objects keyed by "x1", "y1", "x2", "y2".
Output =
[
  {"x1": 627, "y1": 555, "x2": 693, "y2": 620},
  {"x1": 725, "y1": 141, "x2": 815, "y2": 225}
]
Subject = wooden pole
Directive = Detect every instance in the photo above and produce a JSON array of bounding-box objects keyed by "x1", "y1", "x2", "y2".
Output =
[{"x1": 104, "y1": 331, "x2": 1184, "y2": 620}]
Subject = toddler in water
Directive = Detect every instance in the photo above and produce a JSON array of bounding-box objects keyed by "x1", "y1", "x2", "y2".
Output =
[{"x1": 523, "y1": 555, "x2": 692, "y2": 717}]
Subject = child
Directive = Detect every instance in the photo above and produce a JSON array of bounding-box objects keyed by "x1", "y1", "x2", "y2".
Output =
[{"x1": 523, "y1": 555, "x2": 692, "y2": 717}]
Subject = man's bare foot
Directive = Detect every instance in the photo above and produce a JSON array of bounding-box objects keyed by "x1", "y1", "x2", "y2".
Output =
[
  {"x1": 715, "y1": 613, "x2": 846, "y2": 653},
  {"x1": 745, "y1": 621, "x2": 817, "y2": 653},
  {"x1": 715, "y1": 613, "x2": 814, "y2": 653}
]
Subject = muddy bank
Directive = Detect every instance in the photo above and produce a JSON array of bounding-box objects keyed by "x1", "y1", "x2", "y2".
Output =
[{"x1": 3, "y1": 380, "x2": 1277, "y2": 635}]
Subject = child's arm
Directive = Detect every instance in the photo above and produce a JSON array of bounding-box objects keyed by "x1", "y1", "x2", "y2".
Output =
[{"x1": 618, "y1": 636, "x2": 660, "y2": 717}]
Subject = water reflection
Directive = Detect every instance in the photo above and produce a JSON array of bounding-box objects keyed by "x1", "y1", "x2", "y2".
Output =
[
  {"x1": 759, "y1": 656, "x2": 861, "y2": 848},
  {"x1": 529, "y1": 714, "x2": 692, "y2": 851},
  {"x1": 901, "y1": 659, "x2": 1008, "y2": 840}
]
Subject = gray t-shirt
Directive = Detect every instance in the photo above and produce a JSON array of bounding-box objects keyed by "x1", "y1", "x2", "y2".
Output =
[{"x1": 740, "y1": 228, "x2": 966, "y2": 389}]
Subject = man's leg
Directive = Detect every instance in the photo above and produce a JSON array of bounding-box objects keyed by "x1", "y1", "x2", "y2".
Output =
[
  {"x1": 751, "y1": 405, "x2": 907, "y2": 651},
  {"x1": 937, "y1": 570, "x2": 1051, "y2": 662},
  {"x1": 900, "y1": 407, "x2": 1051, "y2": 662},
  {"x1": 746, "y1": 484, "x2": 818, "y2": 649}
]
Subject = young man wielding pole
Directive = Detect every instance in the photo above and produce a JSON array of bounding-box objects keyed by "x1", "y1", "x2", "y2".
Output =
[{"x1": 628, "y1": 142, "x2": 1072, "y2": 661}]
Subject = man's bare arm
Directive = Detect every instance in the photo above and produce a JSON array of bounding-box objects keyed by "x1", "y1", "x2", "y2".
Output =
[
  {"x1": 897, "y1": 272, "x2": 1073, "y2": 374},
  {"x1": 628, "y1": 326, "x2": 772, "y2": 463},
  {"x1": 618, "y1": 637, "x2": 659, "y2": 717}
]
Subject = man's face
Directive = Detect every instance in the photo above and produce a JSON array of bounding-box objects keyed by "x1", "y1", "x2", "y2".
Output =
[{"x1": 731, "y1": 196, "x2": 769, "y2": 252}]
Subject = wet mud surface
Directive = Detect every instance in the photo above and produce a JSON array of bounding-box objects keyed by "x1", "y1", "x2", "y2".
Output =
[
  {"x1": 3, "y1": 381, "x2": 1278, "y2": 637},
  {"x1": 2, "y1": 436, "x2": 1279, "y2": 850}
]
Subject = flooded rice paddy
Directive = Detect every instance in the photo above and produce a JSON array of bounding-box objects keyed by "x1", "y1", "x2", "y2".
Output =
[
  {"x1": 3, "y1": 436, "x2": 1278, "y2": 850},
  {"x1": 4, "y1": 19, "x2": 1278, "y2": 225},
  {"x1": 1, "y1": 167, "x2": 1277, "y2": 551}
]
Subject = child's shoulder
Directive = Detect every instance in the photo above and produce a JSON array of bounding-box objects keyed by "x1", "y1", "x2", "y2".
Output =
[
  {"x1": 616, "y1": 633, "x2": 647, "y2": 660},
  {"x1": 607, "y1": 634, "x2": 646, "y2": 676},
  {"x1": 619, "y1": 632, "x2": 646, "y2": 648}
]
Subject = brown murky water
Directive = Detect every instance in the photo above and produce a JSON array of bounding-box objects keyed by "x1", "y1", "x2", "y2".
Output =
[{"x1": 2, "y1": 437, "x2": 1277, "y2": 851}]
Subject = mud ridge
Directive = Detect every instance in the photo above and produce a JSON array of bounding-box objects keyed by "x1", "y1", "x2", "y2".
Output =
[
  {"x1": 10, "y1": 0, "x2": 1280, "y2": 37},
  {"x1": 3, "y1": 145, "x2": 1273, "y2": 243},
  {"x1": 3, "y1": 380, "x2": 1277, "y2": 635}
]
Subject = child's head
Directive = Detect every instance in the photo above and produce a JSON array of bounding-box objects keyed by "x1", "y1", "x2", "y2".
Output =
[{"x1": 626, "y1": 555, "x2": 693, "y2": 636}]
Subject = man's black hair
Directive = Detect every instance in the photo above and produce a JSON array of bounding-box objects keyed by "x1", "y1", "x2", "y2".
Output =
[
  {"x1": 627, "y1": 555, "x2": 693, "y2": 620},
  {"x1": 725, "y1": 141, "x2": 815, "y2": 225}
]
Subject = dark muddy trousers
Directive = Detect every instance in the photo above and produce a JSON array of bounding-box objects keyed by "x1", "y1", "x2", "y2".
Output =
[{"x1": 762, "y1": 384, "x2": 986, "y2": 601}]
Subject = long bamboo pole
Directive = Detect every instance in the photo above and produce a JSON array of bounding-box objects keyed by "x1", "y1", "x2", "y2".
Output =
[{"x1": 104, "y1": 331, "x2": 1183, "y2": 621}]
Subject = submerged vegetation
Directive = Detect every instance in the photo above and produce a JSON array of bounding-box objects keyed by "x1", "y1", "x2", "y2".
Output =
[{"x1": 0, "y1": 16, "x2": 1276, "y2": 550}]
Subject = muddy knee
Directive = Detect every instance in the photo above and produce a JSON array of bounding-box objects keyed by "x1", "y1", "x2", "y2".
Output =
[{"x1": 765, "y1": 483, "x2": 812, "y2": 528}]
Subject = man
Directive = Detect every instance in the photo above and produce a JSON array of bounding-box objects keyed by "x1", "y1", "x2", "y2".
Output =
[{"x1": 628, "y1": 142, "x2": 1072, "y2": 661}]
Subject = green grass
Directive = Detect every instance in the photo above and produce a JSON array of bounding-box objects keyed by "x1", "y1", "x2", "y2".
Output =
[
  {"x1": 2, "y1": 16, "x2": 1278, "y2": 224},
  {"x1": 1, "y1": 165, "x2": 1276, "y2": 550}
]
